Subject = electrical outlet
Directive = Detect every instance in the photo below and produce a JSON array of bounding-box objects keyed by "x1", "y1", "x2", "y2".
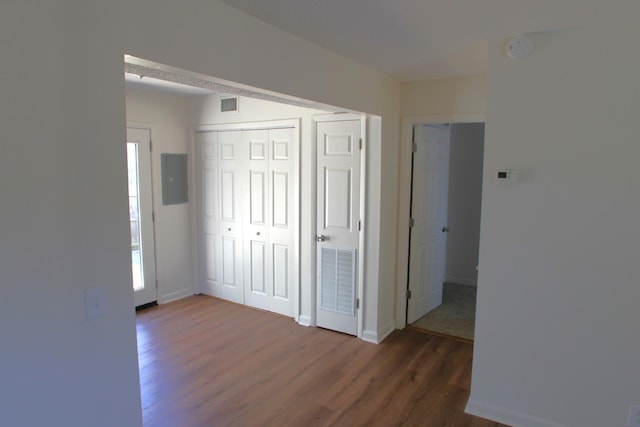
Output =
[{"x1": 629, "y1": 404, "x2": 640, "y2": 427}]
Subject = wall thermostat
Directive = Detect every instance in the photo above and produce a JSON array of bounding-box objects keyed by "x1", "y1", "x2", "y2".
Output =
[
  {"x1": 496, "y1": 169, "x2": 518, "y2": 183},
  {"x1": 506, "y1": 36, "x2": 533, "y2": 59}
]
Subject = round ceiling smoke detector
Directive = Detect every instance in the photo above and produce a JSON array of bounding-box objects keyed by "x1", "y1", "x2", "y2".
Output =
[{"x1": 506, "y1": 35, "x2": 533, "y2": 59}]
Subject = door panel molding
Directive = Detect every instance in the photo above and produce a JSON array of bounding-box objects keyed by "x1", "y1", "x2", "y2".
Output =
[{"x1": 195, "y1": 119, "x2": 300, "y2": 319}]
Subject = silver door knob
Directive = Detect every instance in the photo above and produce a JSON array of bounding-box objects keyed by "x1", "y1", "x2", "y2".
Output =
[
  {"x1": 442, "y1": 227, "x2": 450, "y2": 233},
  {"x1": 315, "y1": 235, "x2": 327, "y2": 242}
]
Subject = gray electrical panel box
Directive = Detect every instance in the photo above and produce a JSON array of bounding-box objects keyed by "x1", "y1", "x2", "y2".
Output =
[{"x1": 161, "y1": 153, "x2": 188, "y2": 205}]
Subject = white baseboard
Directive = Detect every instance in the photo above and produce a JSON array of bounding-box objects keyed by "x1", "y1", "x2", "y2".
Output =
[
  {"x1": 361, "y1": 320, "x2": 396, "y2": 344},
  {"x1": 466, "y1": 399, "x2": 568, "y2": 427},
  {"x1": 298, "y1": 315, "x2": 312, "y2": 327},
  {"x1": 361, "y1": 330, "x2": 378, "y2": 343},
  {"x1": 159, "y1": 288, "x2": 194, "y2": 304},
  {"x1": 446, "y1": 275, "x2": 477, "y2": 287}
]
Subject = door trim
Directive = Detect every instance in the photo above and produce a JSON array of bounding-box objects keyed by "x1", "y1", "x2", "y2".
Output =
[
  {"x1": 192, "y1": 119, "x2": 300, "y2": 321},
  {"x1": 312, "y1": 113, "x2": 366, "y2": 338},
  {"x1": 396, "y1": 114, "x2": 485, "y2": 329}
]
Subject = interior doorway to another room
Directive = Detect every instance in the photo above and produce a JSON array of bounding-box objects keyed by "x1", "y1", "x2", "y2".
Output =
[{"x1": 406, "y1": 122, "x2": 484, "y2": 341}]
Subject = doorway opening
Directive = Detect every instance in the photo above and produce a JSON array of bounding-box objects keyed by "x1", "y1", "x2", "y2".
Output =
[
  {"x1": 124, "y1": 55, "x2": 375, "y2": 338},
  {"x1": 127, "y1": 128, "x2": 158, "y2": 308},
  {"x1": 405, "y1": 122, "x2": 484, "y2": 341}
]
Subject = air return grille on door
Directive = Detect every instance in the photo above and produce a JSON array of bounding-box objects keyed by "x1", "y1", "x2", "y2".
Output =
[{"x1": 320, "y1": 247, "x2": 356, "y2": 316}]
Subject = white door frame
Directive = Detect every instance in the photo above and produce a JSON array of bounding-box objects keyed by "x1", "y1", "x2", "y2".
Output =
[
  {"x1": 396, "y1": 114, "x2": 485, "y2": 329},
  {"x1": 191, "y1": 119, "x2": 301, "y2": 321},
  {"x1": 312, "y1": 113, "x2": 366, "y2": 338}
]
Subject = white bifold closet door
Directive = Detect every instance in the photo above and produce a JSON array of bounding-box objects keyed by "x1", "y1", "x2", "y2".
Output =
[{"x1": 197, "y1": 124, "x2": 297, "y2": 318}]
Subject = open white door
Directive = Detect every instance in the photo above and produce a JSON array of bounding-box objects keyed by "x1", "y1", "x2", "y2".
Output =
[
  {"x1": 407, "y1": 124, "x2": 450, "y2": 324},
  {"x1": 316, "y1": 118, "x2": 362, "y2": 336},
  {"x1": 127, "y1": 128, "x2": 157, "y2": 307}
]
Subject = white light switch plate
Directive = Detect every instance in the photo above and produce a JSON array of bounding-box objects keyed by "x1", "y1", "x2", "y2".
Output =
[{"x1": 85, "y1": 287, "x2": 107, "y2": 321}]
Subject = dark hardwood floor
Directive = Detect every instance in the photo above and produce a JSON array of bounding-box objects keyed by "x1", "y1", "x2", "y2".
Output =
[{"x1": 136, "y1": 295, "x2": 507, "y2": 427}]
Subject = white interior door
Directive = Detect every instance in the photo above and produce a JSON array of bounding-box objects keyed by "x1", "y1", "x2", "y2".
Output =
[
  {"x1": 316, "y1": 119, "x2": 362, "y2": 336},
  {"x1": 243, "y1": 127, "x2": 296, "y2": 316},
  {"x1": 197, "y1": 122, "x2": 298, "y2": 317},
  {"x1": 407, "y1": 124, "x2": 450, "y2": 324},
  {"x1": 196, "y1": 131, "x2": 221, "y2": 295},
  {"x1": 216, "y1": 130, "x2": 245, "y2": 304},
  {"x1": 127, "y1": 128, "x2": 157, "y2": 307}
]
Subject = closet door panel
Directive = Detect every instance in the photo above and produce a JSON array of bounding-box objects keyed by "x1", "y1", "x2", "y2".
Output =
[
  {"x1": 216, "y1": 130, "x2": 245, "y2": 304},
  {"x1": 243, "y1": 129, "x2": 271, "y2": 311}
]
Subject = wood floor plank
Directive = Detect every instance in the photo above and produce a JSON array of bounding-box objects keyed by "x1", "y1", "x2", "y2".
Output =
[{"x1": 137, "y1": 295, "x2": 508, "y2": 427}]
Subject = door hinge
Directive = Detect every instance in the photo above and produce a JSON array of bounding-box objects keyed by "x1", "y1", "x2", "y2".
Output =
[
  {"x1": 149, "y1": 140, "x2": 153, "y2": 151},
  {"x1": 409, "y1": 218, "x2": 415, "y2": 228},
  {"x1": 155, "y1": 280, "x2": 158, "y2": 289},
  {"x1": 358, "y1": 220, "x2": 362, "y2": 231},
  {"x1": 412, "y1": 142, "x2": 418, "y2": 153},
  {"x1": 407, "y1": 289, "x2": 412, "y2": 300},
  {"x1": 359, "y1": 138, "x2": 363, "y2": 150},
  {"x1": 152, "y1": 211, "x2": 155, "y2": 222},
  {"x1": 356, "y1": 298, "x2": 360, "y2": 309}
]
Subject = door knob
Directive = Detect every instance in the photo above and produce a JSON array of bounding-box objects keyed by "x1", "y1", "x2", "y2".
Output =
[
  {"x1": 442, "y1": 227, "x2": 450, "y2": 233},
  {"x1": 315, "y1": 235, "x2": 327, "y2": 242}
]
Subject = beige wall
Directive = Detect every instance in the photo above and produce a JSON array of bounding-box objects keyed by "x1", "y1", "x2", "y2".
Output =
[
  {"x1": 468, "y1": 19, "x2": 640, "y2": 427},
  {"x1": 126, "y1": 88, "x2": 195, "y2": 303},
  {"x1": 446, "y1": 123, "x2": 484, "y2": 286},
  {"x1": 401, "y1": 75, "x2": 487, "y2": 117}
]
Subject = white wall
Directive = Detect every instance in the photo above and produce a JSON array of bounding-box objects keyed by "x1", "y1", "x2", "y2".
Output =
[
  {"x1": 190, "y1": 94, "x2": 329, "y2": 325},
  {"x1": 126, "y1": 88, "x2": 194, "y2": 303},
  {"x1": 0, "y1": 3, "x2": 142, "y2": 426},
  {"x1": 446, "y1": 123, "x2": 484, "y2": 286},
  {"x1": 401, "y1": 75, "x2": 487, "y2": 117},
  {"x1": 467, "y1": 19, "x2": 640, "y2": 427},
  {"x1": 1, "y1": 1, "x2": 399, "y2": 425}
]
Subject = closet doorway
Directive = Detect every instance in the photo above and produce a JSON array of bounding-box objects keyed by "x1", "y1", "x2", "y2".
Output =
[{"x1": 196, "y1": 120, "x2": 299, "y2": 317}]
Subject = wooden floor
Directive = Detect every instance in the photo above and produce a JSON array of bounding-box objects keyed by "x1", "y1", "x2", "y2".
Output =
[{"x1": 137, "y1": 295, "x2": 507, "y2": 427}]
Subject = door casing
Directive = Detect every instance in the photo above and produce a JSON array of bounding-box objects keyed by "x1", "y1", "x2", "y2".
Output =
[{"x1": 396, "y1": 114, "x2": 485, "y2": 330}]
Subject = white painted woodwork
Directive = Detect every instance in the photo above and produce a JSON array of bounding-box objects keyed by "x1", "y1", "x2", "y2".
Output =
[
  {"x1": 197, "y1": 123, "x2": 297, "y2": 317},
  {"x1": 127, "y1": 128, "x2": 158, "y2": 307},
  {"x1": 215, "y1": 130, "x2": 245, "y2": 304},
  {"x1": 316, "y1": 119, "x2": 361, "y2": 335},
  {"x1": 407, "y1": 124, "x2": 450, "y2": 324},
  {"x1": 197, "y1": 131, "x2": 220, "y2": 294}
]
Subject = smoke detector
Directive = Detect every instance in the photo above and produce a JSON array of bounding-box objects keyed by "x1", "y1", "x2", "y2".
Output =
[{"x1": 506, "y1": 36, "x2": 533, "y2": 59}]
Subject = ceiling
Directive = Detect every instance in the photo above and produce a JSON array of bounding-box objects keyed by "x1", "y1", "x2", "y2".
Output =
[{"x1": 219, "y1": 0, "x2": 639, "y2": 81}]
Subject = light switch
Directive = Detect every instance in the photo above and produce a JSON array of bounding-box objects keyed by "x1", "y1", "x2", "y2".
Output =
[{"x1": 85, "y1": 286, "x2": 107, "y2": 321}]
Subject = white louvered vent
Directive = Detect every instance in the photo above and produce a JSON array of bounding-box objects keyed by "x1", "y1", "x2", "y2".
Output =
[
  {"x1": 220, "y1": 97, "x2": 238, "y2": 112},
  {"x1": 320, "y1": 247, "x2": 356, "y2": 316}
]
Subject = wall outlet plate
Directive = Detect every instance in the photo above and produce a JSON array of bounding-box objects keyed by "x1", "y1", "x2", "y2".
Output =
[{"x1": 629, "y1": 404, "x2": 640, "y2": 427}]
